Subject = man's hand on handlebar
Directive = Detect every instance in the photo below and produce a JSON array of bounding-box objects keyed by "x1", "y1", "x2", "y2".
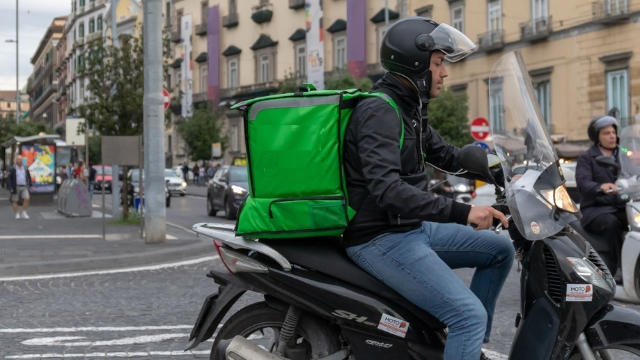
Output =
[
  {"x1": 468, "y1": 206, "x2": 508, "y2": 230},
  {"x1": 600, "y1": 183, "x2": 618, "y2": 193}
]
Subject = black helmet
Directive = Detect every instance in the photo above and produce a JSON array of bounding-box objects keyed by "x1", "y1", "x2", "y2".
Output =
[
  {"x1": 588, "y1": 115, "x2": 619, "y2": 144},
  {"x1": 380, "y1": 17, "x2": 477, "y2": 101}
]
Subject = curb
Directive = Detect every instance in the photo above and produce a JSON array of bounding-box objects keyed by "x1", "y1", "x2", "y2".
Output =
[{"x1": 0, "y1": 238, "x2": 215, "y2": 277}]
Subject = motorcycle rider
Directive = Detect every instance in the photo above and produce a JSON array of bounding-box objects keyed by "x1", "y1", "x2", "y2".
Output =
[
  {"x1": 576, "y1": 115, "x2": 628, "y2": 280},
  {"x1": 343, "y1": 18, "x2": 514, "y2": 360}
]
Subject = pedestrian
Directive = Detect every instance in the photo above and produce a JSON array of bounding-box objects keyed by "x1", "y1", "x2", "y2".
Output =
[
  {"x1": 8, "y1": 154, "x2": 31, "y2": 219},
  {"x1": 198, "y1": 166, "x2": 205, "y2": 186},
  {"x1": 193, "y1": 164, "x2": 200, "y2": 185},
  {"x1": 88, "y1": 164, "x2": 97, "y2": 199},
  {"x1": 342, "y1": 18, "x2": 513, "y2": 360},
  {"x1": 75, "y1": 161, "x2": 86, "y2": 182},
  {"x1": 67, "y1": 163, "x2": 74, "y2": 179},
  {"x1": 206, "y1": 164, "x2": 215, "y2": 183},
  {"x1": 181, "y1": 162, "x2": 189, "y2": 182},
  {"x1": 60, "y1": 165, "x2": 69, "y2": 181}
]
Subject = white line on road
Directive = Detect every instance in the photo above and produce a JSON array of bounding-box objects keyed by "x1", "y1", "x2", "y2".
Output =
[
  {"x1": 0, "y1": 255, "x2": 219, "y2": 282},
  {"x1": 483, "y1": 349, "x2": 508, "y2": 360},
  {"x1": 0, "y1": 235, "x2": 102, "y2": 240},
  {"x1": 5, "y1": 350, "x2": 211, "y2": 358},
  {"x1": 22, "y1": 333, "x2": 188, "y2": 346},
  {"x1": 0, "y1": 325, "x2": 195, "y2": 333}
]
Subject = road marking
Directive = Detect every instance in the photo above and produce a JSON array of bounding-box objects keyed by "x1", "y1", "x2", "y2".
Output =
[
  {"x1": 0, "y1": 255, "x2": 219, "y2": 282},
  {"x1": 0, "y1": 235, "x2": 103, "y2": 240},
  {"x1": 483, "y1": 348, "x2": 508, "y2": 360},
  {"x1": 0, "y1": 325, "x2": 196, "y2": 333},
  {"x1": 5, "y1": 350, "x2": 210, "y2": 358},
  {"x1": 22, "y1": 333, "x2": 187, "y2": 346},
  {"x1": 167, "y1": 221, "x2": 196, "y2": 235}
]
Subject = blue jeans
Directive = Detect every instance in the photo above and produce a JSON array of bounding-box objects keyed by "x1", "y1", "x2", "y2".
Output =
[
  {"x1": 346, "y1": 221, "x2": 514, "y2": 360},
  {"x1": 88, "y1": 181, "x2": 95, "y2": 199}
]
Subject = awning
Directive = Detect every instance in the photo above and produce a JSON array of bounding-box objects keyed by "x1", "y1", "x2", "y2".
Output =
[
  {"x1": 170, "y1": 58, "x2": 183, "y2": 69},
  {"x1": 2, "y1": 134, "x2": 61, "y2": 148},
  {"x1": 327, "y1": 19, "x2": 346, "y2": 33},
  {"x1": 288, "y1": 28, "x2": 306, "y2": 42},
  {"x1": 370, "y1": 8, "x2": 399, "y2": 24},
  {"x1": 250, "y1": 34, "x2": 278, "y2": 51},
  {"x1": 222, "y1": 45, "x2": 242, "y2": 57}
]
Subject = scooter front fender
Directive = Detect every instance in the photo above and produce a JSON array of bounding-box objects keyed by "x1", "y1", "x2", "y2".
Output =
[
  {"x1": 185, "y1": 270, "x2": 250, "y2": 351},
  {"x1": 584, "y1": 304, "x2": 640, "y2": 352}
]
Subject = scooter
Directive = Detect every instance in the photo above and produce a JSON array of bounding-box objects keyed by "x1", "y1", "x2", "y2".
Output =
[
  {"x1": 186, "y1": 51, "x2": 640, "y2": 360},
  {"x1": 572, "y1": 126, "x2": 640, "y2": 304}
]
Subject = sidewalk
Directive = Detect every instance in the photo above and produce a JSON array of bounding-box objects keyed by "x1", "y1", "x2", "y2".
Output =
[{"x1": 0, "y1": 190, "x2": 214, "y2": 277}]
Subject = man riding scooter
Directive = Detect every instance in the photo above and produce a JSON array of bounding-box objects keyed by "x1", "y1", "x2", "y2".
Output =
[{"x1": 576, "y1": 115, "x2": 628, "y2": 281}]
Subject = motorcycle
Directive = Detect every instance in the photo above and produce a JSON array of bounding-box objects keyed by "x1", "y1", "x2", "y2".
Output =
[
  {"x1": 573, "y1": 124, "x2": 640, "y2": 304},
  {"x1": 186, "y1": 51, "x2": 640, "y2": 359}
]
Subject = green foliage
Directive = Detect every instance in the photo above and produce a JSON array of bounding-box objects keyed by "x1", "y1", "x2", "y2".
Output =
[
  {"x1": 175, "y1": 104, "x2": 227, "y2": 161},
  {"x1": 75, "y1": 33, "x2": 144, "y2": 137},
  {"x1": 427, "y1": 88, "x2": 473, "y2": 148},
  {"x1": 326, "y1": 73, "x2": 373, "y2": 92},
  {"x1": 88, "y1": 136, "x2": 101, "y2": 165},
  {"x1": 0, "y1": 115, "x2": 49, "y2": 145}
]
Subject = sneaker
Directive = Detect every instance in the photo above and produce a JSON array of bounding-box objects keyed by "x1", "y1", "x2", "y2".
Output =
[
  {"x1": 15, "y1": 213, "x2": 20, "y2": 220},
  {"x1": 21, "y1": 211, "x2": 29, "y2": 219}
]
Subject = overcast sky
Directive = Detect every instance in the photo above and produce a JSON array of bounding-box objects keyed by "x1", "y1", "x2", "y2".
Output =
[{"x1": 0, "y1": 0, "x2": 70, "y2": 92}]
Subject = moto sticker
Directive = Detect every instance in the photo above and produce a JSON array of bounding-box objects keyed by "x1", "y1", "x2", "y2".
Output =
[
  {"x1": 566, "y1": 284, "x2": 593, "y2": 302},
  {"x1": 378, "y1": 313, "x2": 409, "y2": 338}
]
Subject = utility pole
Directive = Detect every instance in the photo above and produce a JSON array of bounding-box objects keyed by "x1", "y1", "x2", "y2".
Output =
[
  {"x1": 143, "y1": 0, "x2": 166, "y2": 243},
  {"x1": 110, "y1": 0, "x2": 121, "y2": 219},
  {"x1": 15, "y1": 0, "x2": 19, "y2": 123}
]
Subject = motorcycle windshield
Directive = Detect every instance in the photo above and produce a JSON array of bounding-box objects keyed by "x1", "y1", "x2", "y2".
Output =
[
  {"x1": 489, "y1": 51, "x2": 578, "y2": 240},
  {"x1": 619, "y1": 125, "x2": 640, "y2": 178}
]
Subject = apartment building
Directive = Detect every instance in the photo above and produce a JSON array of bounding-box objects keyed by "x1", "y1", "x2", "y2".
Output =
[
  {"x1": 167, "y1": 0, "x2": 639, "y2": 163},
  {"x1": 27, "y1": 16, "x2": 66, "y2": 129},
  {"x1": 0, "y1": 91, "x2": 29, "y2": 121}
]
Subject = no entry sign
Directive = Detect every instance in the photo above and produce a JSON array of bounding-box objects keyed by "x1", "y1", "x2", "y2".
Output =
[
  {"x1": 471, "y1": 118, "x2": 490, "y2": 141},
  {"x1": 163, "y1": 88, "x2": 170, "y2": 110}
]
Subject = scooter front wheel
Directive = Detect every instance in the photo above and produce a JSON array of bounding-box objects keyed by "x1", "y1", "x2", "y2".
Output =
[
  {"x1": 211, "y1": 302, "x2": 341, "y2": 360},
  {"x1": 568, "y1": 346, "x2": 640, "y2": 359}
]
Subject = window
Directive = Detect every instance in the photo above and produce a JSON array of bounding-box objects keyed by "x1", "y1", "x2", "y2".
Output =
[
  {"x1": 488, "y1": 0, "x2": 501, "y2": 31},
  {"x1": 607, "y1": 69, "x2": 629, "y2": 126},
  {"x1": 489, "y1": 88, "x2": 504, "y2": 134},
  {"x1": 532, "y1": 0, "x2": 548, "y2": 20},
  {"x1": 80, "y1": 0, "x2": 85, "y2": 6},
  {"x1": 534, "y1": 80, "x2": 550, "y2": 128},
  {"x1": 89, "y1": 18, "x2": 95, "y2": 34},
  {"x1": 228, "y1": 59, "x2": 238, "y2": 88},
  {"x1": 201, "y1": 1, "x2": 208, "y2": 25},
  {"x1": 73, "y1": 29, "x2": 77, "y2": 41},
  {"x1": 450, "y1": 2, "x2": 464, "y2": 32},
  {"x1": 97, "y1": 16, "x2": 102, "y2": 31},
  {"x1": 296, "y1": 44, "x2": 306, "y2": 77},
  {"x1": 229, "y1": 0, "x2": 237, "y2": 14},
  {"x1": 334, "y1": 36, "x2": 346, "y2": 70},
  {"x1": 165, "y1": 2, "x2": 172, "y2": 27},
  {"x1": 260, "y1": 54, "x2": 270, "y2": 83},
  {"x1": 200, "y1": 65, "x2": 208, "y2": 93},
  {"x1": 231, "y1": 124, "x2": 239, "y2": 152},
  {"x1": 606, "y1": 0, "x2": 628, "y2": 15},
  {"x1": 415, "y1": 5, "x2": 433, "y2": 19},
  {"x1": 79, "y1": 22, "x2": 85, "y2": 38}
]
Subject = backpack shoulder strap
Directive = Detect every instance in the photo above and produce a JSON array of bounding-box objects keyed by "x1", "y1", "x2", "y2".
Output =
[{"x1": 359, "y1": 92, "x2": 404, "y2": 150}]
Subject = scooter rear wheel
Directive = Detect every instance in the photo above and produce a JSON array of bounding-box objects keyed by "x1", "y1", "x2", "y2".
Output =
[{"x1": 211, "y1": 302, "x2": 341, "y2": 360}]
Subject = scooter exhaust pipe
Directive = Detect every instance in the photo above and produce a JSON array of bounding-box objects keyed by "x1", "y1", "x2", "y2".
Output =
[{"x1": 223, "y1": 335, "x2": 289, "y2": 360}]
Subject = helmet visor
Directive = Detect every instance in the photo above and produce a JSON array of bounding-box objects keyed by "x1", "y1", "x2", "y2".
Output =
[{"x1": 429, "y1": 23, "x2": 477, "y2": 62}]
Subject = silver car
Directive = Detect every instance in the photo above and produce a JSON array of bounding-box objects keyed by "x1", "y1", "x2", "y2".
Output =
[{"x1": 165, "y1": 169, "x2": 187, "y2": 196}]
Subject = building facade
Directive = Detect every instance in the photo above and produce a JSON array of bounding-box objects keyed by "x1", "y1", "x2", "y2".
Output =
[
  {"x1": 27, "y1": 16, "x2": 66, "y2": 129},
  {"x1": 0, "y1": 91, "x2": 29, "y2": 121},
  {"x1": 166, "y1": 0, "x2": 639, "y2": 164}
]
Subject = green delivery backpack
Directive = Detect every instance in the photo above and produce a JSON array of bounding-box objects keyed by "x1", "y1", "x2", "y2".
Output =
[{"x1": 231, "y1": 85, "x2": 403, "y2": 239}]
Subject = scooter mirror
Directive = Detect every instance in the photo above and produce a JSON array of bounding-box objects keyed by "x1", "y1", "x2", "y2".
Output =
[
  {"x1": 595, "y1": 155, "x2": 621, "y2": 169},
  {"x1": 458, "y1": 144, "x2": 498, "y2": 186}
]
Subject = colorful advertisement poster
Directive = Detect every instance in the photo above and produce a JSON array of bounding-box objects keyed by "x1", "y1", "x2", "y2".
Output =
[
  {"x1": 306, "y1": 0, "x2": 325, "y2": 90},
  {"x1": 181, "y1": 14, "x2": 194, "y2": 118},
  {"x1": 21, "y1": 144, "x2": 56, "y2": 193}
]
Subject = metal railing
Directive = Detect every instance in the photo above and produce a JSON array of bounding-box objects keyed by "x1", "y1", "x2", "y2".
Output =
[
  {"x1": 519, "y1": 16, "x2": 552, "y2": 41},
  {"x1": 592, "y1": 0, "x2": 629, "y2": 20},
  {"x1": 195, "y1": 23, "x2": 207, "y2": 36},
  {"x1": 222, "y1": 12, "x2": 239, "y2": 28},
  {"x1": 478, "y1": 29, "x2": 504, "y2": 51}
]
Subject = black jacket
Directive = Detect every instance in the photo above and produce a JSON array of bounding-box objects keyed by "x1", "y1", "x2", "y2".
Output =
[
  {"x1": 576, "y1": 145, "x2": 624, "y2": 228},
  {"x1": 343, "y1": 73, "x2": 472, "y2": 247},
  {"x1": 7, "y1": 166, "x2": 32, "y2": 193}
]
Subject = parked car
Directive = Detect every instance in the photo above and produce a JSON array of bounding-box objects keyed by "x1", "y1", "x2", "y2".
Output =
[
  {"x1": 165, "y1": 169, "x2": 187, "y2": 196},
  {"x1": 206, "y1": 165, "x2": 248, "y2": 219},
  {"x1": 121, "y1": 169, "x2": 170, "y2": 208},
  {"x1": 93, "y1": 165, "x2": 113, "y2": 193}
]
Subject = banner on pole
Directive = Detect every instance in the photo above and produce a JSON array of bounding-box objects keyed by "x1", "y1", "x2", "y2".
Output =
[
  {"x1": 306, "y1": 0, "x2": 324, "y2": 90},
  {"x1": 180, "y1": 14, "x2": 193, "y2": 118}
]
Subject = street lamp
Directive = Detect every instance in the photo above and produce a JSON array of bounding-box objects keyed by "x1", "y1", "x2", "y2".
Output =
[{"x1": 5, "y1": 0, "x2": 19, "y2": 123}]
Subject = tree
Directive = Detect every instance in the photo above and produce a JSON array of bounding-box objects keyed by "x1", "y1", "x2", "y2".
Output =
[
  {"x1": 427, "y1": 88, "x2": 473, "y2": 148},
  {"x1": 278, "y1": 71, "x2": 373, "y2": 93},
  {"x1": 175, "y1": 104, "x2": 227, "y2": 161}
]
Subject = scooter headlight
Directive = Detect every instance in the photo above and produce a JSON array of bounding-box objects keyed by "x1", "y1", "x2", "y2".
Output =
[
  {"x1": 541, "y1": 185, "x2": 578, "y2": 213},
  {"x1": 453, "y1": 184, "x2": 469, "y2": 193},
  {"x1": 628, "y1": 206, "x2": 640, "y2": 231},
  {"x1": 566, "y1": 257, "x2": 615, "y2": 292}
]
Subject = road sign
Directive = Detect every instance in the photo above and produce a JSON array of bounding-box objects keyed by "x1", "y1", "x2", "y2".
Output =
[
  {"x1": 163, "y1": 88, "x2": 170, "y2": 110},
  {"x1": 474, "y1": 141, "x2": 491, "y2": 153},
  {"x1": 471, "y1": 117, "x2": 490, "y2": 141}
]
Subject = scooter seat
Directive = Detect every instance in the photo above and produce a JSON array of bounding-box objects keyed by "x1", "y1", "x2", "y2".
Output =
[{"x1": 260, "y1": 237, "x2": 446, "y2": 330}]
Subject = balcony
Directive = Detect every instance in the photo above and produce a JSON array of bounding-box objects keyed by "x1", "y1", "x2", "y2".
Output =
[
  {"x1": 592, "y1": 0, "x2": 630, "y2": 24},
  {"x1": 222, "y1": 12, "x2": 239, "y2": 28},
  {"x1": 88, "y1": 0, "x2": 95, "y2": 9},
  {"x1": 78, "y1": 5, "x2": 85, "y2": 14},
  {"x1": 251, "y1": 3, "x2": 273, "y2": 25},
  {"x1": 289, "y1": 0, "x2": 305, "y2": 10},
  {"x1": 195, "y1": 23, "x2": 207, "y2": 36},
  {"x1": 193, "y1": 92, "x2": 208, "y2": 104},
  {"x1": 219, "y1": 81, "x2": 281, "y2": 100},
  {"x1": 74, "y1": 37, "x2": 85, "y2": 49},
  {"x1": 170, "y1": 30, "x2": 181, "y2": 43},
  {"x1": 86, "y1": 32, "x2": 102, "y2": 43},
  {"x1": 519, "y1": 16, "x2": 552, "y2": 42},
  {"x1": 478, "y1": 29, "x2": 504, "y2": 52}
]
